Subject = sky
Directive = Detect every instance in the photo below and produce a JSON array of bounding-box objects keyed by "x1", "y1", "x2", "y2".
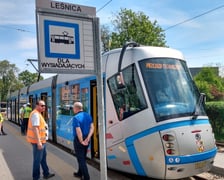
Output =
[{"x1": 0, "y1": 0, "x2": 224, "y2": 78}]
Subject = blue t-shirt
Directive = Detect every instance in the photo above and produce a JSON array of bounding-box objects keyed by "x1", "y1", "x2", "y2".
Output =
[{"x1": 72, "y1": 111, "x2": 92, "y2": 138}]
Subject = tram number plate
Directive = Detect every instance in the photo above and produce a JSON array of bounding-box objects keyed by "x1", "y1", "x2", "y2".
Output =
[{"x1": 195, "y1": 161, "x2": 207, "y2": 169}]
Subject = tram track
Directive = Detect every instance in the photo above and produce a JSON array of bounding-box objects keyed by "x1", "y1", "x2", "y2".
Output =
[
  {"x1": 216, "y1": 142, "x2": 224, "y2": 151},
  {"x1": 192, "y1": 175, "x2": 208, "y2": 180},
  {"x1": 192, "y1": 172, "x2": 224, "y2": 180},
  {"x1": 191, "y1": 143, "x2": 224, "y2": 180},
  {"x1": 48, "y1": 139, "x2": 224, "y2": 180}
]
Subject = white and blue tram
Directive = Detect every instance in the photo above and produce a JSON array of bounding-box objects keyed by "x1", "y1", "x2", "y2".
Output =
[{"x1": 7, "y1": 42, "x2": 216, "y2": 179}]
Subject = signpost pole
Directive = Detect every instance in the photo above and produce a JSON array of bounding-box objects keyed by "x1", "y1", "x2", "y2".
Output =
[{"x1": 94, "y1": 18, "x2": 107, "y2": 180}]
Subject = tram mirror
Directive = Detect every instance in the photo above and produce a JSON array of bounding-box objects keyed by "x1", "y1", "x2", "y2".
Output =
[
  {"x1": 200, "y1": 93, "x2": 206, "y2": 104},
  {"x1": 116, "y1": 72, "x2": 125, "y2": 89}
]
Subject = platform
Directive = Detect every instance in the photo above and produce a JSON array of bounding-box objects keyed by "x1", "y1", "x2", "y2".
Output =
[{"x1": 0, "y1": 120, "x2": 130, "y2": 180}]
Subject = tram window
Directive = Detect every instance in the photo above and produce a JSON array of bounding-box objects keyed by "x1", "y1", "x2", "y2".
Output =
[
  {"x1": 59, "y1": 84, "x2": 80, "y2": 116},
  {"x1": 139, "y1": 58, "x2": 204, "y2": 121},
  {"x1": 108, "y1": 64, "x2": 147, "y2": 121},
  {"x1": 81, "y1": 87, "x2": 89, "y2": 112}
]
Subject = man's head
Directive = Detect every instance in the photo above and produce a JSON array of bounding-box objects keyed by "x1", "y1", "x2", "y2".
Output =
[
  {"x1": 73, "y1": 102, "x2": 83, "y2": 114},
  {"x1": 36, "y1": 100, "x2": 46, "y2": 112}
]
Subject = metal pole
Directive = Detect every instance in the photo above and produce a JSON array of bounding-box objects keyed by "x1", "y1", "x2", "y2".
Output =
[{"x1": 94, "y1": 17, "x2": 107, "y2": 180}]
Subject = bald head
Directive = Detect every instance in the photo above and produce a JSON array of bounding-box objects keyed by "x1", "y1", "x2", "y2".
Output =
[{"x1": 73, "y1": 102, "x2": 83, "y2": 114}]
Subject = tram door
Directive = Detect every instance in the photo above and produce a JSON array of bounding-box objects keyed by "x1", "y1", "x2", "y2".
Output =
[
  {"x1": 80, "y1": 80, "x2": 99, "y2": 158},
  {"x1": 91, "y1": 82, "x2": 99, "y2": 158},
  {"x1": 40, "y1": 93, "x2": 48, "y2": 122},
  {"x1": 40, "y1": 93, "x2": 53, "y2": 140},
  {"x1": 11, "y1": 99, "x2": 17, "y2": 123}
]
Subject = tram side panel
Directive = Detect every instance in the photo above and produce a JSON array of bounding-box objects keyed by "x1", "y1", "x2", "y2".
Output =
[
  {"x1": 104, "y1": 50, "x2": 166, "y2": 177},
  {"x1": 105, "y1": 78, "x2": 167, "y2": 178},
  {"x1": 7, "y1": 90, "x2": 19, "y2": 123},
  {"x1": 19, "y1": 87, "x2": 30, "y2": 124},
  {"x1": 105, "y1": 50, "x2": 140, "y2": 174},
  {"x1": 28, "y1": 76, "x2": 55, "y2": 141},
  {"x1": 55, "y1": 75, "x2": 96, "y2": 158},
  {"x1": 55, "y1": 78, "x2": 76, "y2": 150}
]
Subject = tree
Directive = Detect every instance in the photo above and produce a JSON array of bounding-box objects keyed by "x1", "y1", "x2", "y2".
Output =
[
  {"x1": 0, "y1": 60, "x2": 22, "y2": 101},
  {"x1": 194, "y1": 67, "x2": 224, "y2": 101},
  {"x1": 101, "y1": 25, "x2": 111, "y2": 52},
  {"x1": 18, "y1": 70, "x2": 43, "y2": 87},
  {"x1": 102, "y1": 8, "x2": 166, "y2": 50}
]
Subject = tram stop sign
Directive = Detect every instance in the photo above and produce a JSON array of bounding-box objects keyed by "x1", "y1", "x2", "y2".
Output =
[{"x1": 36, "y1": 0, "x2": 99, "y2": 74}]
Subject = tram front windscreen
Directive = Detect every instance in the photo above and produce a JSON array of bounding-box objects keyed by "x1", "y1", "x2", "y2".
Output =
[{"x1": 139, "y1": 58, "x2": 206, "y2": 122}]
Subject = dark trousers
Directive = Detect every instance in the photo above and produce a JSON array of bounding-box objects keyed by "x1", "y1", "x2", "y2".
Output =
[
  {"x1": 20, "y1": 119, "x2": 25, "y2": 134},
  {"x1": 1, "y1": 125, "x2": 5, "y2": 133},
  {"x1": 74, "y1": 138, "x2": 89, "y2": 180},
  {"x1": 22, "y1": 118, "x2": 29, "y2": 134}
]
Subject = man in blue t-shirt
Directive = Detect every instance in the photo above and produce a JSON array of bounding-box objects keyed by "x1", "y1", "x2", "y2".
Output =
[{"x1": 72, "y1": 102, "x2": 94, "y2": 180}]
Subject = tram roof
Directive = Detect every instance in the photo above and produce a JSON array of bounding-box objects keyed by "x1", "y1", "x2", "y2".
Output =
[{"x1": 102, "y1": 46, "x2": 184, "y2": 60}]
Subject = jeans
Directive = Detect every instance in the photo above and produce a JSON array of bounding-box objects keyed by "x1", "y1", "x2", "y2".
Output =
[
  {"x1": 32, "y1": 143, "x2": 50, "y2": 180},
  {"x1": 74, "y1": 138, "x2": 90, "y2": 180}
]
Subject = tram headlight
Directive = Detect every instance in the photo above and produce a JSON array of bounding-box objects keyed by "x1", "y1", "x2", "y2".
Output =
[
  {"x1": 166, "y1": 149, "x2": 175, "y2": 155},
  {"x1": 163, "y1": 134, "x2": 175, "y2": 141},
  {"x1": 175, "y1": 157, "x2": 180, "y2": 163},
  {"x1": 165, "y1": 143, "x2": 174, "y2": 148}
]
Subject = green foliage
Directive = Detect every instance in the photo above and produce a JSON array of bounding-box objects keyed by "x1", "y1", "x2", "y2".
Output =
[
  {"x1": 195, "y1": 81, "x2": 213, "y2": 100},
  {"x1": 0, "y1": 60, "x2": 44, "y2": 101},
  {"x1": 0, "y1": 60, "x2": 22, "y2": 101},
  {"x1": 206, "y1": 101, "x2": 224, "y2": 142},
  {"x1": 19, "y1": 70, "x2": 43, "y2": 87},
  {"x1": 101, "y1": 8, "x2": 166, "y2": 51},
  {"x1": 101, "y1": 25, "x2": 111, "y2": 52},
  {"x1": 194, "y1": 67, "x2": 224, "y2": 101}
]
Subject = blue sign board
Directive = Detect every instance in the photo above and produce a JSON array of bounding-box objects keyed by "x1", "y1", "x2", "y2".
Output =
[
  {"x1": 36, "y1": 0, "x2": 97, "y2": 73},
  {"x1": 44, "y1": 20, "x2": 80, "y2": 59}
]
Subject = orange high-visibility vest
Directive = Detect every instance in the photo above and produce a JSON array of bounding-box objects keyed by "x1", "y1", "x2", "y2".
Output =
[{"x1": 26, "y1": 109, "x2": 46, "y2": 144}]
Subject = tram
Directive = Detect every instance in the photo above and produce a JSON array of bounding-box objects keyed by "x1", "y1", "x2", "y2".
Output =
[
  {"x1": 0, "y1": 101, "x2": 7, "y2": 118},
  {"x1": 7, "y1": 42, "x2": 217, "y2": 179}
]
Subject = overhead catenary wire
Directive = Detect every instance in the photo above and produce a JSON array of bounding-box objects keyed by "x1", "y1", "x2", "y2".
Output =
[
  {"x1": 0, "y1": 24, "x2": 33, "y2": 33},
  {"x1": 164, "y1": 4, "x2": 224, "y2": 31},
  {"x1": 0, "y1": 2, "x2": 223, "y2": 33},
  {"x1": 0, "y1": 0, "x2": 113, "y2": 33},
  {"x1": 96, "y1": 0, "x2": 112, "y2": 13}
]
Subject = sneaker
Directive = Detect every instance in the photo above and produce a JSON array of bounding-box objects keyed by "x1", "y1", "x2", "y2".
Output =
[
  {"x1": 43, "y1": 173, "x2": 55, "y2": 179},
  {"x1": 73, "y1": 172, "x2": 82, "y2": 177}
]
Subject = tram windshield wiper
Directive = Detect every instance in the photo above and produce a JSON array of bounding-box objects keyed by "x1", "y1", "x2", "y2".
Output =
[{"x1": 192, "y1": 93, "x2": 206, "y2": 119}]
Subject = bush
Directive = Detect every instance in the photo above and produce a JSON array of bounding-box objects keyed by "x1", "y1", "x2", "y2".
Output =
[{"x1": 206, "y1": 101, "x2": 224, "y2": 142}]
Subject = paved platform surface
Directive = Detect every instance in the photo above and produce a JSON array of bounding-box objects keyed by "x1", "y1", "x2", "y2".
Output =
[
  {"x1": 0, "y1": 120, "x2": 223, "y2": 180},
  {"x1": 0, "y1": 120, "x2": 130, "y2": 180}
]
